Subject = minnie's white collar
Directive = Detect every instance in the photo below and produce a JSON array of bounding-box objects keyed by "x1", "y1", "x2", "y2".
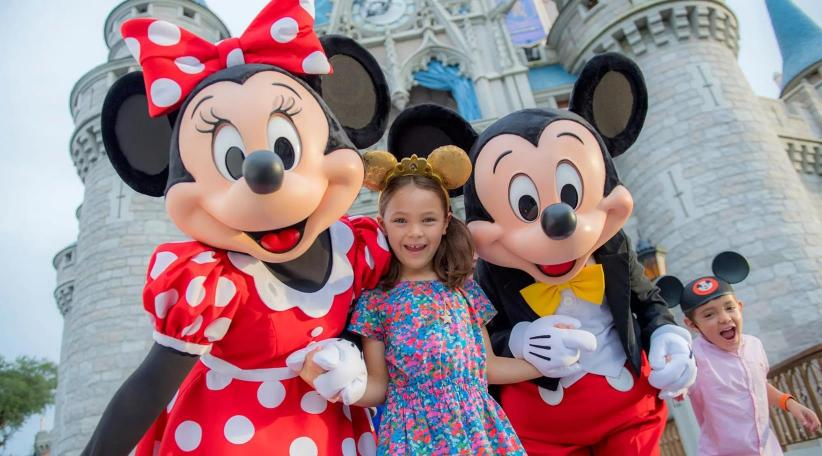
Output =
[{"x1": 228, "y1": 222, "x2": 355, "y2": 318}]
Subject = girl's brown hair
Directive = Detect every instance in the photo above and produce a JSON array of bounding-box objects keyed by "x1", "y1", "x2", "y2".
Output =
[{"x1": 377, "y1": 174, "x2": 475, "y2": 289}]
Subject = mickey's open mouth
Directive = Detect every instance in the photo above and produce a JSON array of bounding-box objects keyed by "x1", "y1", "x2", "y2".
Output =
[
  {"x1": 537, "y1": 260, "x2": 576, "y2": 277},
  {"x1": 247, "y1": 219, "x2": 308, "y2": 254}
]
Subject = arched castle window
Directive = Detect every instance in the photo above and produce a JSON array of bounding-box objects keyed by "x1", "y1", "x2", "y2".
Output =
[{"x1": 412, "y1": 60, "x2": 482, "y2": 120}]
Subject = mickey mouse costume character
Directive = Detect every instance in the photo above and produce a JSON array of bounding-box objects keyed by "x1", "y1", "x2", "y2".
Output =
[
  {"x1": 81, "y1": 1, "x2": 391, "y2": 455},
  {"x1": 457, "y1": 53, "x2": 697, "y2": 454}
]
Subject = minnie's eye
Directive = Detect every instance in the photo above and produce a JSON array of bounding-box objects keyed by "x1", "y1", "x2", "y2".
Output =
[
  {"x1": 556, "y1": 161, "x2": 583, "y2": 209},
  {"x1": 508, "y1": 174, "x2": 540, "y2": 222},
  {"x1": 268, "y1": 116, "x2": 301, "y2": 170},
  {"x1": 213, "y1": 124, "x2": 245, "y2": 181}
]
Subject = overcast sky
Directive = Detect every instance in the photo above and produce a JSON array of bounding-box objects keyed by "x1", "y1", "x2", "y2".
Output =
[{"x1": 1, "y1": 0, "x2": 820, "y2": 454}]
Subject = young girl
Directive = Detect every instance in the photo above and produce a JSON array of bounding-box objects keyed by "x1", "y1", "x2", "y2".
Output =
[{"x1": 305, "y1": 146, "x2": 541, "y2": 455}]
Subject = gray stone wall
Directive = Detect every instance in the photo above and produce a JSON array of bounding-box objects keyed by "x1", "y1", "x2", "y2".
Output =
[{"x1": 53, "y1": 156, "x2": 184, "y2": 455}]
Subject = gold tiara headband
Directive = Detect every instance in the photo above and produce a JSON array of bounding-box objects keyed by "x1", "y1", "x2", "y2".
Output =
[{"x1": 363, "y1": 146, "x2": 472, "y2": 202}]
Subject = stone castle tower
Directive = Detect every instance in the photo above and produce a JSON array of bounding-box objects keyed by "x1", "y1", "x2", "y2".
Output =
[
  {"x1": 51, "y1": 1, "x2": 228, "y2": 454},
  {"x1": 52, "y1": 0, "x2": 821, "y2": 454}
]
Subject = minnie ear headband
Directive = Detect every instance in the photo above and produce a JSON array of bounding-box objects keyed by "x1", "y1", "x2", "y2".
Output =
[
  {"x1": 363, "y1": 146, "x2": 471, "y2": 211},
  {"x1": 656, "y1": 251, "x2": 750, "y2": 314}
]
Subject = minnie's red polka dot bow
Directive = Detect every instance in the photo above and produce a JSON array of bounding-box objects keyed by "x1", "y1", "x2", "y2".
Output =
[{"x1": 121, "y1": 0, "x2": 331, "y2": 117}]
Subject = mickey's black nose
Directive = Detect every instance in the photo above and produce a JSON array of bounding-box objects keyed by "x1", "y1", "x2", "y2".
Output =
[
  {"x1": 243, "y1": 150, "x2": 284, "y2": 194},
  {"x1": 541, "y1": 203, "x2": 577, "y2": 240}
]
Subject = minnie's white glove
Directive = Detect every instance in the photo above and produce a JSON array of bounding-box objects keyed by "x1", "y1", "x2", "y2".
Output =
[
  {"x1": 648, "y1": 325, "x2": 697, "y2": 399},
  {"x1": 286, "y1": 338, "x2": 367, "y2": 405}
]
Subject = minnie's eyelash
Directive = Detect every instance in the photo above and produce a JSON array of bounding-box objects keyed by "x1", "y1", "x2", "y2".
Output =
[
  {"x1": 271, "y1": 95, "x2": 302, "y2": 117},
  {"x1": 195, "y1": 108, "x2": 228, "y2": 134}
]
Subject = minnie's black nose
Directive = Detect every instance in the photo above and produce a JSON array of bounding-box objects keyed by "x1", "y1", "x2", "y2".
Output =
[
  {"x1": 541, "y1": 203, "x2": 577, "y2": 240},
  {"x1": 243, "y1": 150, "x2": 284, "y2": 194}
]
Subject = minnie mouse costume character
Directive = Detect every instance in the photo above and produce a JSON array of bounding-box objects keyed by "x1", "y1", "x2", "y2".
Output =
[
  {"x1": 81, "y1": 1, "x2": 391, "y2": 454},
  {"x1": 458, "y1": 53, "x2": 697, "y2": 454}
]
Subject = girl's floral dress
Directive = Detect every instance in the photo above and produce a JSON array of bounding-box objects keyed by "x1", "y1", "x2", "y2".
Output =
[{"x1": 348, "y1": 279, "x2": 525, "y2": 455}]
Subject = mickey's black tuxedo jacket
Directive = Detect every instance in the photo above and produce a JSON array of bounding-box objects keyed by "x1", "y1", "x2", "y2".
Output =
[{"x1": 478, "y1": 231, "x2": 676, "y2": 391}]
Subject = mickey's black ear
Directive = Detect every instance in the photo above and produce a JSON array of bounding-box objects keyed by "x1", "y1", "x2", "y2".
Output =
[
  {"x1": 318, "y1": 35, "x2": 390, "y2": 149},
  {"x1": 712, "y1": 251, "x2": 749, "y2": 284},
  {"x1": 387, "y1": 104, "x2": 478, "y2": 197},
  {"x1": 101, "y1": 71, "x2": 175, "y2": 197},
  {"x1": 569, "y1": 53, "x2": 647, "y2": 158},
  {"x1": 655, "y1": 275, "x2": 685, "y2": 309}
]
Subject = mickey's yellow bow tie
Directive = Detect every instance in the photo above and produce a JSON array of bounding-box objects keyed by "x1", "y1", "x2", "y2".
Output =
[{"x1": 519, "y1": 264, "x2": 605, "y2": 316}]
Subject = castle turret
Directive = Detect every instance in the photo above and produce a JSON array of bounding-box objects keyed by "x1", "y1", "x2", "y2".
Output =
[
  {"x1": 765, "y1": 0, "x2": 822, "y2": 214},
  {"x1": 52, "y1": 2, "x2": 228, "y2": 454},
  {"x1": 547, "y1": 0, "x2": 822, "y2": 362}
]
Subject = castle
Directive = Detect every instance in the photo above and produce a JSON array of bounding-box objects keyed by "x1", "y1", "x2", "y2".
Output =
[{"x1": 50, "y1": 0, "x2": 821, "y2": 454}]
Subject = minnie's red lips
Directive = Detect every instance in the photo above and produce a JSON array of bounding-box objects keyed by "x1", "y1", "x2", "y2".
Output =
[{"x1": 538, "y1": 260, "x2": 576, "y2": 277}]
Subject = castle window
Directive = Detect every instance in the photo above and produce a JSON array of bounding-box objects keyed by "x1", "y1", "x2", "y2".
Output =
[
  {"x1": 408, "y1": 86, "x2": 458, "y2": 113},
  {"x1": 183, "y1": 7, "x2": 196, "y2": 19},
  {"x1": 136, "y1": 4, "x2": 148, "y2": 14},
  {"x1": 523, "y1": 46, "x2": 542, "y2": 62}
]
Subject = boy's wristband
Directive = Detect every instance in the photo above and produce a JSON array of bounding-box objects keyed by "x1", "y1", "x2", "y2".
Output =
[{"x1": 779, "y1": 393, "x2": 795, "y2": 411}]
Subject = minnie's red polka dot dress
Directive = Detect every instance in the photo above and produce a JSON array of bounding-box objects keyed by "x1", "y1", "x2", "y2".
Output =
[{"x1": 134, "y1": 217, "x2": 390, "y2": 455}]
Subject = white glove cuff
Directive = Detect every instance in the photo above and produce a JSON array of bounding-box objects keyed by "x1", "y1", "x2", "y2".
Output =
[
  {"x1": 509, "y1": 321, "x2": 530, "y2": 359},
  {"x1": 651, "y1": 324, "x2": 692, "y2": 345}
]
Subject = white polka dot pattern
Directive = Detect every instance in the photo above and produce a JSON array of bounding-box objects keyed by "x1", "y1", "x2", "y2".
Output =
[
  {"x1": 224, "y1": 415, "x2": 255, "y2": 445},
  {"x1": 271, "y1": 17, "x2": 299, "y2": 43},
  {"x1": 174, "y1": 420, "x2": 202, "y2": 452},
  {"x1": 147, "y1": 20, "x2": 181, "y2": 46},
  {"x1": 185, "y1": 276, "x2": 207, "y2": 306},
  {"x1": 289, "y1": 436, "x2": 318, "y2": 456}
]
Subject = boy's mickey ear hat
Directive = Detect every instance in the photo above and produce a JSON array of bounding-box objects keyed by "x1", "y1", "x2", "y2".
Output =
[{"x1": 656, "y1": 251, "x2": 749, "y2": 314}]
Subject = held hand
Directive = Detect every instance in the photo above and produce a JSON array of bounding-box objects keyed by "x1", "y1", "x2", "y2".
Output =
[
  {"x1": 648, "y1": 325, "x2": 697, "y2": 399},
  {"x1": 509, "y1": 316, "x2": 597, "y2": 378},
  {"x1": 310, "y1": 339, "x2": 368, "y2": 405},
  {"x1": 787, "y1": 400, "x2": 822, "y2": 434},
  {"x1": 298, "y1": 348, "x2": 326, "y2": 388}
]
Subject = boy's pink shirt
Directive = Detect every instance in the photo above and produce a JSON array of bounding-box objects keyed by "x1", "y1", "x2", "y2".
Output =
[{"x1": 688, "y1": 334, "x2": 783, "y2": 455}]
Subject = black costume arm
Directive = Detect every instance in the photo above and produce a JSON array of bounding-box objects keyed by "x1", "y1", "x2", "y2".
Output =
[
  {"x1": 626, "y1": 239, "x2": 677, "y2": 351},
  {"x1": 477, "y1": 262, "x2": 515, "y2": 358},
  {"x1": 81, "y1": 343, "x2": 198, "y2": 456}
]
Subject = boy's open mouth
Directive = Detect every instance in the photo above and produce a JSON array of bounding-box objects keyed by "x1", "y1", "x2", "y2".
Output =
[{"x1": 719, "y1": 327, "x2": 736, "y2": 340}]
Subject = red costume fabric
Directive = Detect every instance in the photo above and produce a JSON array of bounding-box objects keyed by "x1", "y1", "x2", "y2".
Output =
[
  {"x1": 499, "y1": 355, "x2": 667, "y2": 456},
  {"x1": 134, "y1": 217, "x2": 390, "y2": 455},
  {"x1": 121, "y1": 0, "x2": 331, "y2": 116}
]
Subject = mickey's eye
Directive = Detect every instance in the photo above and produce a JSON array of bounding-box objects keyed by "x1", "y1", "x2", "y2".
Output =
[
  {"x1": 508, "y1": 174, "x2": 540, "y2": 222},
  {"x1": 268, "y1": 116, "x2": 301, "y2": 170},
  {"x1": 213, "y1": 124, "x2": 245, "y2": 181},
  {"x1": 556, "y1": 161, "x2": 583, "y2": 209}
]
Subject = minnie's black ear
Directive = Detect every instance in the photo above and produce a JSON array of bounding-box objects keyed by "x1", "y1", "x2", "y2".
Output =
[
  {"x1": 569, "y1": 53, "x2": 647, "y2": 158},
  {"x1": 712, "y1": 251, "x2": 750, "y2": 284},
  {"x1": 387, "y1": 104, "x2": 478, "y2": 197},
  {"x1": 655, "y1": 275, "x2": 685, "y2": 309},
  {"x1": 101, "y1": 72, "x2": 175, "y2": 197},
  {"x1": 318, "y1": 35, "x2": 390, "y2": 149}
]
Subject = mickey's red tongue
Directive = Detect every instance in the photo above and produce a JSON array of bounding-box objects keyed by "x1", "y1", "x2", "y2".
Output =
[
  {"x1": 538, "y1": 260, "x2": 575, "y2": 277},
  {"x1": 260, "y1": 228, "x2": 301, "y2": 253}
]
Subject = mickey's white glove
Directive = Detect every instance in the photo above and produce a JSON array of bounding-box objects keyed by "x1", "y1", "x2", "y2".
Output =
[
  {"x1": 648, "y1": 325, "x2": 697, "y2": 399},
  {"x1": 509, "y1": 316, "x2": 597, "y2": 378},
  {"x1": 286, "y1": 338, "x2": 367, "y2": 405}
]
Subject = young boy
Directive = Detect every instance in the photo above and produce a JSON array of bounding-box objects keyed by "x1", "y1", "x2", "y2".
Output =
[{"x1": 658, "y1": 252, "x2": 820, "y2": 455}]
